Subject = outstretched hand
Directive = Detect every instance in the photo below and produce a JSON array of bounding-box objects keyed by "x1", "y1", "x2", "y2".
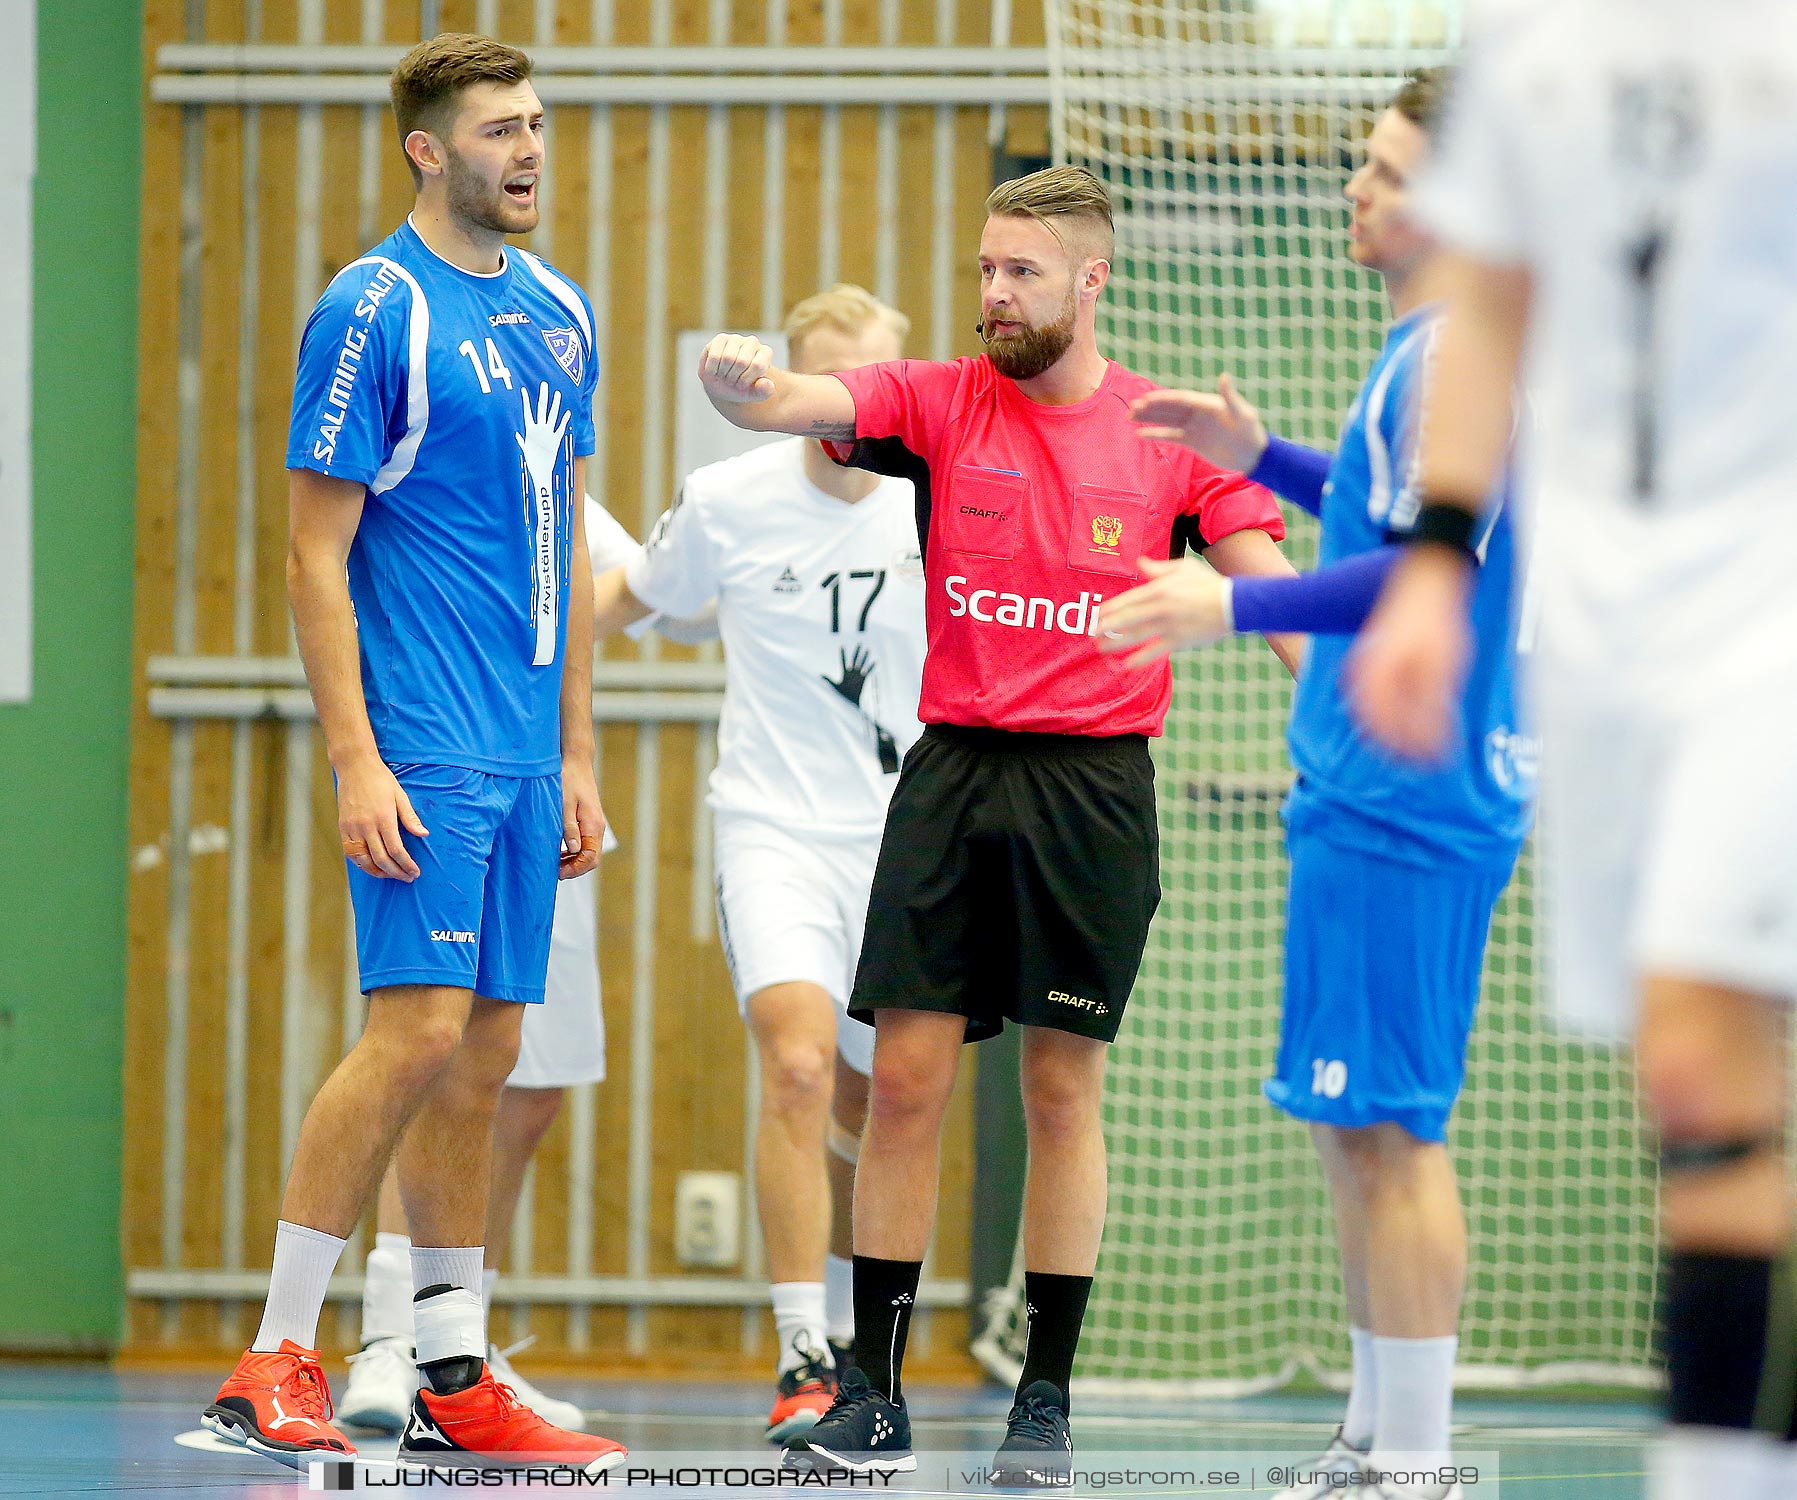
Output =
[
  {"x1": 1129, "y1": 373, "x2": 1269, "y2": 475},
  {"x1": 1095, "y1": 556, "x2": 1234, "y2": 666}
]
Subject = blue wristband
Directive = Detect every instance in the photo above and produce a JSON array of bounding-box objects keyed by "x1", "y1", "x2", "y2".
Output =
[{"x1": 1230, "y1": 548, "x2": 1401, "y2": 636}]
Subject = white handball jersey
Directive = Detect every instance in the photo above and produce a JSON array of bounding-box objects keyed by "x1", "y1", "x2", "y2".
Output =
[
  {"x1": 586, "y1": 495, "x2": 639, "y2": 574},
  {"x1": 1418, "y1": 0, "x2": 1797, "y2": 686},
  {"x1": 586, "y1": 494, "x2": 719, "y2": 645},
  {"x1": 626, "y1": 438, "x2": 926, "y2": 838}
]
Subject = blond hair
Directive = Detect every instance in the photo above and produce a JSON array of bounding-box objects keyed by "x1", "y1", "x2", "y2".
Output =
[
  {"x1": 985, "y1": 165, "x2": 1114, "y2": 260},
  {"x1": 390, "y1": 33, "x2": 534, "y2": 187},
  {"x1": 783, "y1": 284, "x2": 911, "y2": 362}
]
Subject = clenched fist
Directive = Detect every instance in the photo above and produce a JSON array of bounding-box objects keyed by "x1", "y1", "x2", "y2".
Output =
[{"x1": 698, "y1": 333, "x2": 777, "y2": 404}]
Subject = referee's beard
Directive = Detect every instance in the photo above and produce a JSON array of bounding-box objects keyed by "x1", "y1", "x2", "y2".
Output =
[{"x1": 978, "y1": 283, "x2": 1078, "y2": 382}]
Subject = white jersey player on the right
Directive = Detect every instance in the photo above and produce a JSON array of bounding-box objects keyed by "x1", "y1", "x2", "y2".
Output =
[
  {"x1": 1350, "y1": 6, "x2": 1797, "y2": 1499},
  {"x1": 593, "y1": 285, "x2": 924, "y2": 1443}
]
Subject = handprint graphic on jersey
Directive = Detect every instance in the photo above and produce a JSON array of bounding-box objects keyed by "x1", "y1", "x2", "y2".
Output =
[
  {"x1": 823, "y1": 645, "x2": 901, "y2": 774},
  {"x1": 516, "y1": 382, "x2": 572, "y2": 666}
]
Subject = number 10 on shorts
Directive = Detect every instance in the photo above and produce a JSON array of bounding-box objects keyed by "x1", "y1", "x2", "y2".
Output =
[{"x1": 1311, "y1": 1059, "x2": 1347, "y2": 1099}]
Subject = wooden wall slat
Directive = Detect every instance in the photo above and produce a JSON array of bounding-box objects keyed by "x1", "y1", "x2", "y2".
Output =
[{"x1": 122, "y1": 0, "x2": 191, "y2": 1355}]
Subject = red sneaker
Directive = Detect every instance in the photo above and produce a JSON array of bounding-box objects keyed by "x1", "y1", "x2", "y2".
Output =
[
  {"x1": 201, "y1": 1340, "x2": 355, "y2": 1469},
  {"x1": 398, "y1": 1366, "x2": 627, "y2": 1474},
  {"x1": 765, "y1": 1344, "x2": 837, "y2": 1443}
]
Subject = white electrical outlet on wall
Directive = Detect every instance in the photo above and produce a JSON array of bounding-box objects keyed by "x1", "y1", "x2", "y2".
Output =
[{"x1": 674, "y1": 1171, "x2": 741, "y2": 1269}]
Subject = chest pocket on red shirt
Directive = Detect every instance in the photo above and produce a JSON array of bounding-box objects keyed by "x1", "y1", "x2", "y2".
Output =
[
  {"x1": 942, "y1": 467, "x2": 1026, "y2": 560},
  {"x1": 1068, "y1": 486, "x2": 1147, "y2": 577}
]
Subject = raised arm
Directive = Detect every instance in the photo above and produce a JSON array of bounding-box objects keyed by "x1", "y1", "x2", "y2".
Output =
[
  {"x1": 1130, "y1": 375, "x2": 1333, "y2": 518},
  {"x1": 698, "y1": 333, "x2": 858, "y2": 439},
  {"x1": 1097, "y1": 545, "x2": 1399, "y2": 666},
  {"x1": 287, "y1": 468, "x2": 426, "y2": 882}
]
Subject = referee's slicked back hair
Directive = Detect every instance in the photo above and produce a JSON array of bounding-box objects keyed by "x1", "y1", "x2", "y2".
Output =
[
  {"x1": 1392, "y1": 66, "x2": 1454, "y2": 136},
  {"x1": 390, "y1": 33, "x2": 535, "y2": 187},
  {"x1": 784, "y1": 284, "x2": 911, "y2": 363},
  {"x1": 985, "y1": 165, "x2": 1115, "y2": 262}
]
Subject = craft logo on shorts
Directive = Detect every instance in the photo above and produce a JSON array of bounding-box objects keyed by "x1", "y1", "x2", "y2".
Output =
[
  {"x1": 541, "y1": 325, "x2": 584, "y2": 384},
  {"x1": 1048, "y1": 989, "x2": 1109, "y2": 1016},
  {"x1": 430, "y1": 929, "x2": 478, "y2": 945},
  {"x1": 1090, "y1": 514, "x2": 1124, "y2": 551}
]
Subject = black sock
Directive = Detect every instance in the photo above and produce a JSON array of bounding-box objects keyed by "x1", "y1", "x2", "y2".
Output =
[
  {"x1": 413, "y1": 1282, "x2": 483, "y2": 1396},
  {"x1": 1663, "y1": 1250, "x2": 1781, "y2": 1431},
  {"x1": 851, "y1": 1255, "x2": 922, "y2": 1404},
  {"x1": 1016, "y1": 1271, "x2": 1092, "y2": 1410}
]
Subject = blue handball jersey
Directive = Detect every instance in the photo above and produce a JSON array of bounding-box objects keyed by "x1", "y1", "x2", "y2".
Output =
[
  {"x1": 1285, "y1": 306, "x2": 1536, "y2": 869},
  {"x1": 286, "y1": 218, "x2": 599, "y2": 775}
]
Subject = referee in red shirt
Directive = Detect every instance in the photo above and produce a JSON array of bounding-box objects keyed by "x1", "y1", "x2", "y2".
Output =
[{"x1": 698, "y1": 166, "x2": 1294, "y2": 1480}]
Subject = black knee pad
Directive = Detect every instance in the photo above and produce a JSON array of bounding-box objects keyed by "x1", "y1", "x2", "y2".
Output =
[
  {"x1": 1662, "y1": 1244, "x2": 1797, "y2": 1438},
  {"x1": 1658, "y1": 1133, "x2": 1784, "y2": 1176}
]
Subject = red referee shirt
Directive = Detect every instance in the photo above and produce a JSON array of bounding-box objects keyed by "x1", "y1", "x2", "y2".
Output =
[{"x1": 830, "y1": 355, "x2": 1285, "y2": 737}]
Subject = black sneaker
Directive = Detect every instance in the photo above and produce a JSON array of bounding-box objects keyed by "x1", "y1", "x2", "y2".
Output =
[
  {"x1": 780, "y1": 1366, "x2": 916, "y2": 1474},
  {"x1": 990, "y1": 1379, "x2": 1073, "y2": 1487}
]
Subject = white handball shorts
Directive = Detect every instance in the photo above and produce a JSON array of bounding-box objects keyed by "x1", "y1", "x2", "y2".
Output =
[
  {"x1": 713, "y1": 812, "x2": 881, "y2": 1077},
  {"x1": 1536, "y1": 644, "x2": 1797, "y2": 1038},
  {"x1": 508, "y1": 868, "x2": 607, "y2": 1088}
]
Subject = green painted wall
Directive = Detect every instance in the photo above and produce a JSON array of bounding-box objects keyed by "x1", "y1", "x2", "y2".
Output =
[{"x1": 0, "y1": 4, "x2": 140, "y2": 1350}]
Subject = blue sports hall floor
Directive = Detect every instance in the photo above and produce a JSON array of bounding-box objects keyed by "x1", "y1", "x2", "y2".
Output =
[{"x1": 0, "y1": 1362, "x2": 1655, "y2": 1497}]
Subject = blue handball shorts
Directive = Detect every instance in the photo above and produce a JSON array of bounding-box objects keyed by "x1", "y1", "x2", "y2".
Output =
[
  {"x1": 346, "y1": 763, "x2": 562, "y2": 1005},
  {"x1": 1263, "y1": 827, "x2": 1513, "y2": 1143}
]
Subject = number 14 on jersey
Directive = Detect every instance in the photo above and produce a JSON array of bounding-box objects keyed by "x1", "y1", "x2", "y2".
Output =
[{"x1": 458, "y1": 337, "x2": 515, "y2": 394}]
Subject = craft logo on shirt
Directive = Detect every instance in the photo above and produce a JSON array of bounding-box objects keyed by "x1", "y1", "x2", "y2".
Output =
[
  {"x1": 1090, "y1": 515, "x2": 1124, "y2": 551},
  {"x1": 772, "y1": 567, "x2": 802, "y2": 594},
  {"x1": 540, "y1": 326, "x2": 583, "y2": 384}
]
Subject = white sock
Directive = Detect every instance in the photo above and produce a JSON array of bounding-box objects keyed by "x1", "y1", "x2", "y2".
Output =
[
  {"x1": 361, "y1": 1232, "x2": 414, "y2": 1345},
  {"x1": 482, "y1": 1267, "x2": 499, "y2": 1324},
  {"x1": 1340, "y1": 1325, "x2": 1376, "y2": 1450},
  {"x1": 1371, "y1": 1334, "x2": 1457, "y2": 1469},
  {"x1": 410, "y1": 1244, "x2": 486, "y2": 1301},
  {"x1": 771, "y1": 1281, "x2": 828, "y2": 1372},
  {"x1": 1649, "y1": 1427, "x2": 1784, "y2": 1500},
  {"x1": 252, "y1": 1221, "x2": 349, "y2": 1353},
  {"x1": 824, "y1": 1255, "x2": 856, "y2": 1345},
  {"x1": 413, "y1": 1285, "x2": 486, "y2": 1369}
]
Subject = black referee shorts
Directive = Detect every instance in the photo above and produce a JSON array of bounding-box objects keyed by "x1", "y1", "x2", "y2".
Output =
[{"x1": 848, "y1": 724, "x2": 1162, "y2": 1044}]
